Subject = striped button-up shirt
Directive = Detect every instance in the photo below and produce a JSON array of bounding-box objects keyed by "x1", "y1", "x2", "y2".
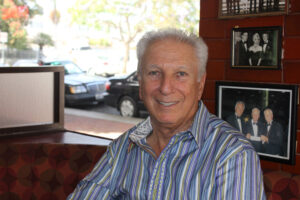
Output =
[{"x1": 68, "y1": 101, "x2": 266, "y2": 199}]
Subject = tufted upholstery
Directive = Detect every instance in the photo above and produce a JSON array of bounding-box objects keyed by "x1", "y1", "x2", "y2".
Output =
[
  {"x1": 1, "y1": 143, "x2": 299, "y2": 200},
  {"x1": 0, "y1": 143, "x2": 107, "y2": 200},
  {"x1": 263, "y1": 170, "x2": 300, "y2": 200}
]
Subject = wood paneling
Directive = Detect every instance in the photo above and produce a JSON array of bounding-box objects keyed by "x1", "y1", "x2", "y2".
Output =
[{"x1": 201, "y1": 0, "x2": 300, "y2": 170}]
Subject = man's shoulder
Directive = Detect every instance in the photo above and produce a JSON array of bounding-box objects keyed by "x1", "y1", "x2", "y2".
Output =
[
  {"x1": 257, "y1": 121, "x2": 265, "y2": 126},
  {"x1": 109, "y1": 127, "x2": 133, "y2": 151},
  {"x1": 272, "y1": 121, "x2": 283, "y2": 130},
  {"x1": 226, "y1": 114, "x2": 235, "y2": 121},
  {"x1": 208, "y1": 115, "x2": 241, "y2": 137},
  {"x1": 206, "y1": 116, "x2": 254, "y2": 154}
]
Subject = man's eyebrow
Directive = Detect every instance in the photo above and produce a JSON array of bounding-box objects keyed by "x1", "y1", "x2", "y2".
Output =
[
  {"x1": 149, "y1": 64, "x2": 159, "y2": 68},
  {"x1": 177, "y1": 65, "x2": 187, "y2": 69}
]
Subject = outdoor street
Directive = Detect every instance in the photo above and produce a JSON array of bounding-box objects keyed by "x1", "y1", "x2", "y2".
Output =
[{"x1": 64, "y1": 103, "x2": 144, "y2": 140}]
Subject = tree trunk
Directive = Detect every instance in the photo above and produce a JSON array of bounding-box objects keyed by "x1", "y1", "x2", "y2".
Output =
[
  {"x1": 38, "y1": 45, "x2": 44, "y2": 61},
  {"x1": 122, "y1": 42, "x2": 130, "y2": 74}
]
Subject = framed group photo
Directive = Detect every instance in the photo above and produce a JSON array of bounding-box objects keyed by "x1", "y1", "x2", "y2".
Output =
[
  {"x1": 231, "y1": 26, "x2": 282, "y2": 69},
  {"x1": 216, "y1": 81, "x2": 298, "y2": 164},
  {"x1": 218, "y1": 0, "x2": 289, "y2": 19}
]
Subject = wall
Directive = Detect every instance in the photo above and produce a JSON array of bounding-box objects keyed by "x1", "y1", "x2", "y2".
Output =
[{"x1": 200, "y1": 0, "x2": 300, "y2": 173}]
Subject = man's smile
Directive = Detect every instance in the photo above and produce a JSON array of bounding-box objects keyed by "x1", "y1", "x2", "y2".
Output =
[{"x1": 157, "y1": 100, "x2": 178, "y2": 107}]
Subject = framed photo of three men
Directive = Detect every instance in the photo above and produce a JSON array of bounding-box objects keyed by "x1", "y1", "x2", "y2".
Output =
[
  {"x1": 216, "y1": 81, "x2": 298, "y2": 164},
  {"x1": 231, "y1": 26, "x2": 282, "y2": 69}
]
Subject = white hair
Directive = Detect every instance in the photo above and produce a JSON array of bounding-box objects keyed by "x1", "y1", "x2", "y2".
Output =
[{"x1": 136, "y1": 28, "x2": 208, "y2": 80}]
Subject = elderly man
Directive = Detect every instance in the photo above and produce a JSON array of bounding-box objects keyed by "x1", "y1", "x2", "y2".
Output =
[
  {"x1": 68, "y1": 28, "x2": 265, "y2": 199},
  {"x1": 261, "y1": 108, "x2": 284, "y2": 155},
  {"x1": 226, "y1": 101, "x2": 247, "y2": 134},
  {"x1": 245, "y1": 107, "x2": 266, "y2": 152}
]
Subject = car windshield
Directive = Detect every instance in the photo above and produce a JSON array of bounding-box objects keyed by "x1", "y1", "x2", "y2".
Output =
[
  {"x1": 49, "y1": 61, "x2": 83, "y2": 75},
  {"x1": 64, "y1": 62, "x2": 83, "y2": 75}
]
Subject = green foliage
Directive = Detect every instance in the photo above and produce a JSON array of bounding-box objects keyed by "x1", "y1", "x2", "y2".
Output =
[
  {"x1": 12, "y1": 0, "x2": 43, "y2": 17},
  {"x1": 32, "y1": 32, "x2": 54, "y2": 50},
  {"x1": 0, "y1": 0, "x2": 42, "y2": 49},
  {"x1": 69, "y1": 0, "x2": 199, "y2": 35},
  {"x1": 69, "y1": 0, "x2": 199, "y2": 72},
  {"x1": 89, "y1": 38, "x2": 112, "y2": 48}
]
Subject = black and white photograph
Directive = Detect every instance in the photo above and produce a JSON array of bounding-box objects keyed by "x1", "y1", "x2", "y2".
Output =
[
  {"x1": 219, "y1": 0, "x2": 288, "y2": 18},
  {"x1": 231, "y1": 26, "x2": 282, "y2": 69},
  {"x1": 216, "y1": 81, "x2": 298, "y2": 164}
]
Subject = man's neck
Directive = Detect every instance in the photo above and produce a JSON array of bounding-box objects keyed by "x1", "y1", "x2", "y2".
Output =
[
  {"x1": 147, "y1": 119, "x2": 194, "y2": 158},
  {"x1": 147, "y1": 130, "x2": 172, "y2": 157}
]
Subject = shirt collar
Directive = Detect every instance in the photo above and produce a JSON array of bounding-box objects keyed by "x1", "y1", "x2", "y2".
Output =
[
  {"x1": 129, "y1": 101, "x2": 211, "y2": 149},
  {"x1": 129, "y1": 116, "x2": 152, "y2": 143}
]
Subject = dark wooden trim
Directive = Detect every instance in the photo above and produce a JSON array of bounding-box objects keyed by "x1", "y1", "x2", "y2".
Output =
[{"x1": 0, "y1": 66, "x2": 65, "y2": 136}]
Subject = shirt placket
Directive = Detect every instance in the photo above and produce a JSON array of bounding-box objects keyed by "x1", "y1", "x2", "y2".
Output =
[{"x1": 147, "y1": 136, "x2": 177, "y2": 200}]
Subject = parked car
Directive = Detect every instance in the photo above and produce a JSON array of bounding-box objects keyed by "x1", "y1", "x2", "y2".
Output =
[
  {"x1": 71, "y1": 48, "x2": 122, "y2": 77},
  {"x1": 104, "y1": 71, "x2": 147, "y2": 117},
  {"x1": 13, "y1": 59, "x2": 40, "y2": 67},
  {"x1": 0, "y1": 62, "x2": 9, "y2": 67},
  {"x1": 43, "y1": 60, "x2": 108, "y2": 106}
]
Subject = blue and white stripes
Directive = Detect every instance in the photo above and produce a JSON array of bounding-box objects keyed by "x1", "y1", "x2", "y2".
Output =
[{"x1": 68, "y1": 101, "x2": 266, "y2": 200}]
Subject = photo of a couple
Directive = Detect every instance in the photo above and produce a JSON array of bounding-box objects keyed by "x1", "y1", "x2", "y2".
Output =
[{"x1": 231, "y1": 26, "x2": 281, "y2": 69}]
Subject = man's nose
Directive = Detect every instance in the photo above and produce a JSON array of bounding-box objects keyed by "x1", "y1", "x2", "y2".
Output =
[{"x1": 159, "y1": 75, "x2": 173, "y2": 95}]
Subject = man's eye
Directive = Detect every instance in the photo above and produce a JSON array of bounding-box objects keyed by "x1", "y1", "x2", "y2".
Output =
[
  {"x1": 148, "y1": 71, "x2": 159, "y2": 76},
  {"x1": 177, "y1": 71, "x2": 187, "y2": 77}
]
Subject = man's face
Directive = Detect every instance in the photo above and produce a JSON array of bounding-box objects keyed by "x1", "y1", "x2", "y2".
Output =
[
  {"x1": 139, "y1": 39, "x2": 206, "y2": 129},
  {"x1": 264, "y1": 110, "x2": 273, "y2": 123},
  {"x1": 252, "y1": 109, "x2": 260, "y2": 122},
  {"x1": 241, "y1": 33, "x2": 248, "y2": 41},
  {"x1": 235, "y1": 103, "x2": 244, "y2": 117},
  {"x1": 262, "y1": 34, "x2": 268, "y2": 43}
]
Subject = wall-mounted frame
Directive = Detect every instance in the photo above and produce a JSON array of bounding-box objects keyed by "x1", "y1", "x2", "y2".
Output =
[
  {"x1": 231, "y1": 26, "x2": 282, "y2": 70},
  {"x1": 219, "y1": 0, "x2": 289, "y2": 19},
  {"x1": 216, "y1": 81, "x2": 298, "y2": 165},
  {"x1": 0, "y1": 67, "x2": 65, "y2": 136}
]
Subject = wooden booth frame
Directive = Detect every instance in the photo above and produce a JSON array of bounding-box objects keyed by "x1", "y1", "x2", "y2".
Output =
[{"x1": 0, "y1": 67, "x2": 65, "y2": 136}]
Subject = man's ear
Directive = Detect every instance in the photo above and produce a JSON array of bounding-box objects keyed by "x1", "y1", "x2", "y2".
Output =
[{"x1": 197, "y1": 73, "x2": 206, "y2": 100}]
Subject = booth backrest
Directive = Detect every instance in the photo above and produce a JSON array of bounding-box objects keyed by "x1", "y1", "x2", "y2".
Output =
[
  {"x1": 263, "y1": 170, "x2": 300, "y2": 199},
  {"x1": 0, "y1": 143, "x2": 107, "y2": 200},
  {"x1": 2, "y1": 143, "x2": 300, "y2": 200}
]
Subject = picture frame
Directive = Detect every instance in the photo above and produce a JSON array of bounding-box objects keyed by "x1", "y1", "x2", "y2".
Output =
[
  {"x1": 231, "y1": 26, "x2": 282, "y2": 70},
  {"x1": 0, "y1": 67, "x2": 65, "y2": 136},
  {"x1": 215, "y1": 81, "x2": 298, "y2": 165},
  {"x1": 218, "y1": 0, "x2": 289, "y2": 19}
]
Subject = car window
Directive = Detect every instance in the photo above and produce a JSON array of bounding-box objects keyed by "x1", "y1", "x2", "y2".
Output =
[
  {"x1": 132, "y1": 73, "x2": 138, "y2": 82},
  {"x1": 64, "y1": 63, "x2": 83, "y2": 75},
  {"x1": 128, "y1": 72, "x2": 138, "y2": 82}
]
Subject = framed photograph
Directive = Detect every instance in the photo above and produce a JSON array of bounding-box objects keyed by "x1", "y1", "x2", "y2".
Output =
[
  {"x1": 216, "y1": 81, "x2": 298, "y2": 164},
  {"x1": 231, "y1": 26, "x2": 282, "y2": 69},
  {"x1": 219, "y1": 0, "x2": 289, "y2": 19}
]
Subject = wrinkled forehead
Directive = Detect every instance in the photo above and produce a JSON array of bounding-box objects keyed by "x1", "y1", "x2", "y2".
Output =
[
  {"x1": 236, "y1": 103, "x2": 245, "y2": 108},
  {"x1": 147, "y1": 38, "x2": 194, "y2": 51},
  {"x1": 144, "y1": 39, "x2": 198, "y2": 64},
  {"x1": 264, "y1": 110, "x2": 273, "y2": 116},
  {"x1": 252, "y1": 109, "x2": 260, "y2": 114}
]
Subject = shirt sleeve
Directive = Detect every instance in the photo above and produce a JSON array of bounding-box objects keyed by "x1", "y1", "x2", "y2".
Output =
[
  {"x1": 67, "y1": 145, "x2": 114, "y2": 200},
  {"x1": 214, "y1": 148, "x2": 266, "y2": 200}
]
